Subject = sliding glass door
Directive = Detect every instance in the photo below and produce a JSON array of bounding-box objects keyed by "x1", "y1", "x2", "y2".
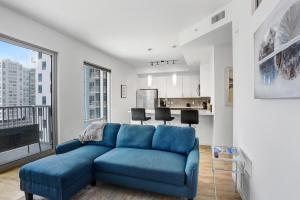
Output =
[
  {"x1": 0, "y1": 34, "x2": 57, "y2": 171},
  {"x1": 83, "y1": 62, "x2": 111, "y2": 126}
]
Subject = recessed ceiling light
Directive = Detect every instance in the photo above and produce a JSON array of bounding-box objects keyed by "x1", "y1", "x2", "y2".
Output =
[
  {"x1": 147, "y1": 48, "x2": 152, "y2": 51},
  {"x1": 172, "y1": 45, "x2": 177, "y2": 48}
]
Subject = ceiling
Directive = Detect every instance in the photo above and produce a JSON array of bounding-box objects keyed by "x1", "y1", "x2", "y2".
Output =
[
  {"x1": 0, "y1": 0, "x2": 231, "y2": 68},
  {"x1": 182, "y1": 22, "x2": 232, "y2": 67}
]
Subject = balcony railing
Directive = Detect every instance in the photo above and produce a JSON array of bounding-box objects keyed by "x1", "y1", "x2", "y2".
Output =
[{"x1": 0, "y1": 106, "x2": 52, "y2": 143}]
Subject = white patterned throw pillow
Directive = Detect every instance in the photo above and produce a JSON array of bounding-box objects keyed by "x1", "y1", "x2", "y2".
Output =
[{"x1": 79, "y1": 121, "x2": 106, "y2": 143}]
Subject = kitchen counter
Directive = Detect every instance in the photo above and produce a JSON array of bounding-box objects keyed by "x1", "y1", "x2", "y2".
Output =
[
  {"x1": 146, "y1": 109, "x2": 213, "y2": 116},
  {"x1": 128, "y1": 108, "x2": 214, "y2": 116}
]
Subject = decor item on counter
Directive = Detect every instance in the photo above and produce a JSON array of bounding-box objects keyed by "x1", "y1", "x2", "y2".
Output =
[
  {"x1": 121, "y1": 84, "x2": 127, "y2": 98},
  {"x1": 254, "y1": 0, "x2": 300, "y2": 99},
  {"x1": 207, "y1": 103, "x2": 213, "y2": 112},
  {"x1": 159, "y1": 99, "x2": 166, "y2": 107},
  {"x1": 202, "y1": 102, "x2": 207, "y2": 110},
  {"x1": 186, "y1": 103, "x2": 191, "y2": 107},
  {"x1": 225, "y1": 67, "x2": 233, "y2": 106}
]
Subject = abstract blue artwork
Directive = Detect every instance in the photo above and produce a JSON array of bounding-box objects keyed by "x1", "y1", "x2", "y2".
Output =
[{"x1": 254, "y1": 0, "x2": 300, "y2": 98}]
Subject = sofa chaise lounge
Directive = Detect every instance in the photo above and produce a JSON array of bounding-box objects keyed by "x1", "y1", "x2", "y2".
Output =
[{"x1": 19, "y1": 123, "x2": 200, "y2": 200}]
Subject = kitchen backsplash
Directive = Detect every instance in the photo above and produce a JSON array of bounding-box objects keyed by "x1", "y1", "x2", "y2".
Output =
[{"x1": 158, "y1": 97, "x2": 210, "y2": 108}]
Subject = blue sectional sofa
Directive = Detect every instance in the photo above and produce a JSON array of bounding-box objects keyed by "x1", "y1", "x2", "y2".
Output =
[{"x1": 19, "y1": 123, "x2": 200, "y2": 200}]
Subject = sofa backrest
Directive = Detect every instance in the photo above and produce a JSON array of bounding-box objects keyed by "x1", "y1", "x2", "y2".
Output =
[
  {"x1": 116, "y1": 124, "x2": 155, "y2": 149},
  {"x1": 152, "y1": 125, "x2": 195, "y2": 155},
  {"x1": 85, "y1": 123, "x2": 121, "y2": 148}
]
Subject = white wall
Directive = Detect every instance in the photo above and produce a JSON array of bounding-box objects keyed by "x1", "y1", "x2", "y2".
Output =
[
  {"x1": 232, "y1": 0, "x2": 300, "y2": 199},
  {"x1": 200, "y1": 49, "x2": 214, "y2": 97},
  {"x1": 0, "y1": 5, "x2": 137, "y2": 143},
  {"x1": 212, "y1": 45, "x2": 233, "y2": 146}
]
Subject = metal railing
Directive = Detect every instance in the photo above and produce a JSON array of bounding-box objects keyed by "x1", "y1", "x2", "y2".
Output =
[{"x1": 0, "y1": 106, "x2": 52, "y2": 143}]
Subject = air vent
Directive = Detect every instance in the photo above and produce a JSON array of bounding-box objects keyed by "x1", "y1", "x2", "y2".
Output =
[
  {"x1": 240, "y1": 171, "x2": 251, "y2": 200},
  {"x1": 239, "y1": 149, "x2": 252, "y2": 200},
  {"x1": 211, "y1": 10, "x2": 225, "y2": 24}
]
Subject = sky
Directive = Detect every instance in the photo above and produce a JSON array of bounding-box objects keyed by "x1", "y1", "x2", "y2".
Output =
[{"x1": 0, "y1": 40, "x2": 37, "y2": 69}]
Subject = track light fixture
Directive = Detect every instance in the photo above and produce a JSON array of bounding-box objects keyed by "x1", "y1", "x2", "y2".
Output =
[{"x1": 148, "y1": 60, "x2": 178, "y2": 67}]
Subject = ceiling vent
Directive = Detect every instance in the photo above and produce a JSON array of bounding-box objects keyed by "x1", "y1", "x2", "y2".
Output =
[{"x1": 211, "y1": 10, "x2": 225, "y2": 24}]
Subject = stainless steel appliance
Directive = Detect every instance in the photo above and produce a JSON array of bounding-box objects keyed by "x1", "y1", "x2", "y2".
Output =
[{"x1": 136, "y1": 89, "x2": 158, "y2": 109}]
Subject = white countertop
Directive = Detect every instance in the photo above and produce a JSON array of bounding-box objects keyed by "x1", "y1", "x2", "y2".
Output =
[{"x1": 128, "y1": 109, "x2": 214, "y2": 116}]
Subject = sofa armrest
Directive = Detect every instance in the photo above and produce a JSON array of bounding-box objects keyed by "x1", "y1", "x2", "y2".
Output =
[
  {"x1": 185, "y1": 138, "x2": 200, "y2": 197},
  {"x1": 55, "y1": 139, "x2": 82, "y2": 154}
]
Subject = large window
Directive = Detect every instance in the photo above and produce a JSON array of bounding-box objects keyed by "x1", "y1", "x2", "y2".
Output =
[
  {"x1": 83, "y1": 62, "x2": 110, "y2": 126},
  {"x1": 0, "y1": 34, "x2": 57, "y2": 170}
]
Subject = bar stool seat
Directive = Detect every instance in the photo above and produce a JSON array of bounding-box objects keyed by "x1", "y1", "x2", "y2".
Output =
[
  {"x1": 155, "y1": 107, "x2": 174, "y2": 125},
  {"x1": 181, "y1": 109, "x2": 199, "y2": 127},
  {"x1": 131, "y1": 108, "x2": 151, "y2": 125}
]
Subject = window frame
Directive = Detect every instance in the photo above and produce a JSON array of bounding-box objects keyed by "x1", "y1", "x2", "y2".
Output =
[
  {"x1": 0, "y1": 33, "x2": 58, "y2": 173},
  {"x1": 83, "y1": 61, "x2": 111, "y2": 126}
]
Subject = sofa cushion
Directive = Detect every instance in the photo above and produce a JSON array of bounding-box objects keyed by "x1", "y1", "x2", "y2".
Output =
[
  {"x1": 85, "y1": 123, "x2": 121, "y2": 148},
  {"x1": 20, "y1": 145, "x2": 111, "y2": 188},
  {"x1": 94, "y1": 148, "x2": 187, "y2": 186},
  {"x1": 116, "y1": 124, "x2": 155, "y2": 149},
  {"x1": 152, "y1": 125, "x2": 195, "y2": 155}
]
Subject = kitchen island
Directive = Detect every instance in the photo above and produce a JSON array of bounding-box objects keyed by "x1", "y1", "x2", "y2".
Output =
[{"x1": 128, "y1": 107, "x2": 214, "y2": 145}]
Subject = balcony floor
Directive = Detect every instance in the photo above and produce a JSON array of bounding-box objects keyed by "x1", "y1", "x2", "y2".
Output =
[{"x1": 0, "y1": 143, "x2": 52, "y2": 166}]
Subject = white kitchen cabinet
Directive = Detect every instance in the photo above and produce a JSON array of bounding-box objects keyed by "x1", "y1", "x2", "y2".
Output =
[
  {"x1": 182, "y1": 74, "x2": 200, "y2": 97},
  {"x1": 153, "y1": 76, "x2": 167, "y2": 97},
  {"x1": 166, "y1": 75, "x2": 182, "y2": 98},
  {"x1": 182, "y1": 74, "x2": 191, "y2": 97},
  {"x1": 138, "y1": 73, "x2": 200, "y2": 98},
  {"x1": 200, "y1": 63, "x2": 213, "y2": 97},
  {"x1": 190, "y1": 74, "x2": 200, "y2": 97}
]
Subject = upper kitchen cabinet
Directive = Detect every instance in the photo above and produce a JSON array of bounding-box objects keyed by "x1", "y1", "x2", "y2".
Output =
[
  {"x1": 166, "y1": 74, "x2": 182, "y2": 98},
  {"x1": 200, "y1": 63, "x2": 213, "y2": 97},
  {"x1": 182, "y1": 74, "x2": 200, "y2": 97},
  {"x1": 153, "y1": 76, "x2": 167, "y2": 97},
  {"x1": 137, "y1": 73, "x2": 200, "y2": 98}
]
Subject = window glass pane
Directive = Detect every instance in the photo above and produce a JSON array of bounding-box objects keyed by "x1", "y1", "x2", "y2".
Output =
[
  {"x1": 84, "y1": 63, "x2": 110, "y2": 126},
  {"x1": 42, "y1": 61, "x2": 46, "y2": 70},
  {"x1": 38, "y1": 73, "x2": 42, "y2": 82},
  {"x1": 38, "y1": 85, "x2": 42, "y2": 93}
]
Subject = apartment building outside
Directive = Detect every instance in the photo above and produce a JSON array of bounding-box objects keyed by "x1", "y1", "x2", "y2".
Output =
[
  {"x1": 0, "y1": 59, "x2": 35, "y2": 107},
  {"x1": 35, "y1": 52, "x2": 51, "y2": 106}
]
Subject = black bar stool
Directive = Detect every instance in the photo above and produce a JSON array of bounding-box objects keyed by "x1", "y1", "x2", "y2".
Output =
[
  {"x1": 181, "y1": 109, "x2": 199, "y2": 127},
  {"x1": 131, "y1": 108, "x2": 151, "y2": 125},
  {"x1": 155, "y1": 107, "x2": 174, "y2": 125}
]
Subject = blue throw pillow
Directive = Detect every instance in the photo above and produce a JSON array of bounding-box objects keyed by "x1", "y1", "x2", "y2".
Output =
[
  {"x1": 85, "y1": 123, "x2": 121, "y2": 148},
  {"x1": 152, "y1": 125, "x2": 196, "y2": 155},
  {"x1": 116, "y1": 124, "x2": 155, "y2": 149}
]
